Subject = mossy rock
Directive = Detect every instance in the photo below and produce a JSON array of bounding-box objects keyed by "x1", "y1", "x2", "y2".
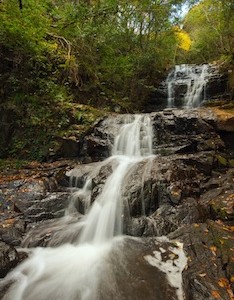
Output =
[
  {"x1": 170, "y1": 221, "x2": 234, "y2": 300},
  {"x1": 210, "y1": 192, "x2": 234, "y2": 221},
  {"x1": 216, "y1": 154, "x2": 228, "y2": 167},
  {"x1": 228, "y1": 159, "x2": 234, "y2": 167}
]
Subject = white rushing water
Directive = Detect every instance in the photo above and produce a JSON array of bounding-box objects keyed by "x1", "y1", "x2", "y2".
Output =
[
  {"x1": 144, "y1": 239, "x2": 187, "y2": 300},
  {"x1": 166, "y1": 64, "x2": 212, "y2": 108},
  {"x1": 77, "y1": 114, "x2": 154, "y2": 244},
  {"x1": 1, "y1": 114, "x2": 156, "y2": 300},
  {"x1": 1, "y1": 114, "x2": 188, "y2": 300}
]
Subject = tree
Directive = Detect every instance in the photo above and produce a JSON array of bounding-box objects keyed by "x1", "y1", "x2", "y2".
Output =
[{"x1": 182, "y1": 0, "x2": 234, "y2": 63}]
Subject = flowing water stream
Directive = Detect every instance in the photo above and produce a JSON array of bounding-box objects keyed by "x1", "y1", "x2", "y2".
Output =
[
  {"x1": 1, "y1": 115, "x2": 187, "y2": 300},
  {"x1": 166, "y1": 64, "x2": 214, "y2": 108}
]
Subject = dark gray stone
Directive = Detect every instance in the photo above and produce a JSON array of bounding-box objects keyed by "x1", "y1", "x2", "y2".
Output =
[{"x1": 0, "y1": 242, "x2": 19, "y2": 278}]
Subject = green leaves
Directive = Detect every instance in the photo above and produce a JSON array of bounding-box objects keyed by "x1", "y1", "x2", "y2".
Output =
[
  {"x1": 3, "y1": 0, "x2": 222, "y2": 159},
  {"x1": 182, "y1": 0, "x2": 234, "y2": 63}
]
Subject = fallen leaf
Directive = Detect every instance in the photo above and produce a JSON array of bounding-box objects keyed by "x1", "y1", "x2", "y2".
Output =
[
  {"x1": 199, "y1": 273, "x2": 206, "y2": 277},
  {"x1": 211, "y1": 290, "x2": 221, "y2": 299},
  {"x1": 169, "y1": 253, "x2": 176, "y2": 260},
  {"x1": 210, "y1": 245, "x2": 217, "y2": 255},
  {"x1": 218, "y1": 278, "x2": 229, "y2": 288},
  {"x1": 227, "y1": 288, "x2": 234, "y2": 299}
]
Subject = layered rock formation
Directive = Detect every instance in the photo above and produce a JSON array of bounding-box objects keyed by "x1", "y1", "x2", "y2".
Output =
[
  {"x1": 147, "y1": 64, "x2": 230, "y2": 111},
  {"x1": 0, "y1": 108, "x2": 233, "y2": 300}
]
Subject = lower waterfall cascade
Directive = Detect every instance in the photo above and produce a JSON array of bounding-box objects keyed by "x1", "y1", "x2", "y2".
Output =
[{"x1": 0, "y1": 114, "x2": 189, "y2": 300}]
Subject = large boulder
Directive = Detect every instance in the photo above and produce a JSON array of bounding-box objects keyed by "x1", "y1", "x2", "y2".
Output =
[
  {"x1": 169, "y1": 221, "x2": 234, "y2": 300},
  {"x1": 0, "y1": 160, "x2": 75, "y2": 247},
  {"x1": 0, "y1": 242, "x2": 19, "y2": 278}
]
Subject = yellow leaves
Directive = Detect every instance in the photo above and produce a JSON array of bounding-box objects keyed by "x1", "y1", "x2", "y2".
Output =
[
  {"x1": 218, "y1": 278, "x2": 229, "y2": 288},
  {"x1": 0, "y1": 218, "x2": 15, "y2": 228},
  {"x1": 217, "y1": 278, "x2": 234, "y2": 299},
  {"x1": 174, "y1": 26, "x2": 192, "y2": 51},
  {"x1": 215, "y1": 220, "x2": 223, "y2": 226},
  {"x1": 210, "y1": 245, "x2": 217, "y2": 256},
  {"x1": 211, "y1": 276, "x2": 234, "y2": 299},
  {"x1": 41, "y1": 41, "x2": 58, "y2": 52},
  {"x1": 227, "y1": 289, "x2": 234, "y2": 300},
  {"x1": 28, "y1": 161, "x2": 41, "y2": 168},
  {"x1": 211, "y1": 290, "x2": 221, "y2": 299},
  {"x1": 168, "y1": 253, "x2": 177, "y2": 260},
  {"x1": 223, "y1": 225, "x2": 234, "y2": 233}
]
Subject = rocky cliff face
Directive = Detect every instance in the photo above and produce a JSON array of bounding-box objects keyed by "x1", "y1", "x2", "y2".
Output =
[
  {"x1": 147, "y1": 64, "x2": 230, "y2": 111},
  {"x1": 0, "y1": 108, "x2": 234, "y2": 300}
]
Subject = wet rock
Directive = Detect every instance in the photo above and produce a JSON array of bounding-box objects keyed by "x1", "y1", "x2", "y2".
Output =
[
  {"x1": 167, "y1": 184, "x2": 182, "y2": 204},
  {"x1": 147, "y1": 65, "x2": 229, "y2": 111},
  {"x1": 0, "y1": 218, "x2": 26, "y2": 246},
  {"x1": 82, "y1": 136, "x2": 110, "y2": 161},
  {"x1": 126, "y1": 214, "x2": 177, "y2": 237},
  {"x1": 211, "y1": 108, "x2": 234, "y2": 132},
  {"x1": 21, "y1": 215, "x2": 83, "y2": 247},
  {"x1": 102, "y1": 237, "x2": 186, "y2": 300},
  {"x1": 199, "y1": 169, "x2": 234, "y2": 222},
  {"x1": 80, "y1": 115, "x2": 119, "y2": 160},
  {"x1": 120, "y1": 152, "x2": 214, "y2": 236},
  {"x1": 0, "y1": 178, "x2": 50, "y2": 214},
  {"x1": 0, "y1": 242, "x2": 19, "y2": 278},
  {"x1": 68, "y1": 161, "x2": 101, "y2": 187},
  {"x1": 23, "y1": 192, "x2": 70, "y2": 222},
  {"x1": 67, "y1": 159, "x2": 115, "y2": 204},
  {"x1": 205, "y1": 72, "x2": 229, "y2": 100},
  {"x1": 122, "y1": 158, "x2": 158, "y2": 218},
  {"x1": 0, "y1": 160, "x2": 76, "y2": 223},
  {"x1": 169, "y1": 221, "x2": 234, "y2": 300},
  {"x1": 1, "y1": 108, "x2": 234, "y2": 299},
  {"x1": 127, "y1": 198, "x2": 201, "y2": 238},
  {"x1": 0, "y1": 179, "x2": 70, "y2": 225},
  {"x1": 91, "y1": 162, "x2": 114, "y2": 202},
  {"x1": 151, "y1": 110, "x2": 224, "y2": 155},
  {"x1": 77, "y1": 108, "x2": 232, "y2": 162},
  {"x1": 0, "y1": 161, "x2": 77, "y2": 255}
]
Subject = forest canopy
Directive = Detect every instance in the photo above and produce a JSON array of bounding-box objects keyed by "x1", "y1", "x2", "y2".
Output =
[{"x1": 0, "y1": 0, "x2": 233, "y2": 159}]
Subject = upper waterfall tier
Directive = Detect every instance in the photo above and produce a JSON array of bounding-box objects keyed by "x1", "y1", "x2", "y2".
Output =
[
  {"x1": 146, "y1": 63, "x2": 228, "y2": 112},
  {"x1": 166, "y1": 64, "x2": 217, "y2": 108}
]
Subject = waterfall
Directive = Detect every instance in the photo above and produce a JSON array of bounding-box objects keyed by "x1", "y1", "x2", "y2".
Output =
[
  {"x1": 77, "y1": 115, "x2": 154, "y2": 244},
  {"x1": 1, "y1": 114, "x2": 163, "y2": 300},
  {"x1": 166, "y1": 64, "x2": 213, "y2": 108},
  {"x1": 166, "y1": 68, "x2": 176, "y2": 108},
  {"x1": 112, "y1": 115, "x2": 153, "y2": 157}
]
